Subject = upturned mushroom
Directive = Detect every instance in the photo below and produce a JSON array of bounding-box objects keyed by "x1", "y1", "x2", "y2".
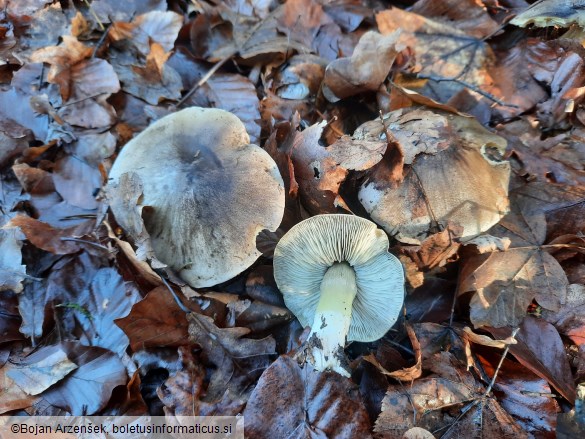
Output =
[
  {"x1": 273, "y1": 214, "x2": 405, "y2": 376},
  {"x1": 108, "y1": 107, "x2": 285, "y2": 288}
]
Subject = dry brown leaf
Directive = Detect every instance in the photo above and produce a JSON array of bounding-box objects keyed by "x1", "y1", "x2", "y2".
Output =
[
  {"x1": 542, "y1": 284, "x2": 585, "y2": 346},
  {"x1": 364, "y1": 323, "x2": 422, "y2": 381},
  {"x1": 322, "y1": 30, "x2": 403, "y2": 102},
  {"x1": 42, "y1": 342, "x2": 127, "y2": 415},
  {"x1": 487, "y1": 316, "x2": 576, "y2": 403},
  {"x1": 115, "y1": 286, "x2": 193, "y2": 351},
  {"x1": 113, "y1": 43, "x2": 182, "y2": 105},
  {"x1": 0, "y1": 228, "x2": 26, "y2": 293},
  {"x1": 0, "y1": 365, "x2": 39, "y2": 414},
  {"x1": 475, "y1": 350, "x2": 559, "y2": 436},
  {"x1": 376, "y1": 8, "x2": 494, "y2": 104},
  {"x1": 459, "y1": 189, "x2": 569, "y2": 328},
  {"x1": 410, "y1": 0, "x2": 500, "y2": 39},
  {"x1": 291, "y1": 120, "x2": 386, "y2": 214},
  {"x1": 187, "y1": 312, "x2": 276, "y2": 402},
  {"x1": 243, "y1": 356, "x2": 372, "y2": 438},
  {"x1": 30, "y1": 35, "x2": 92, "y2": 101},
  {"x1": 109, "y1": 10, "x2": 183, "y2": 55},
  {"x1": 462, "y1": 326, "x2": 517, "y2": 349},
  {"x1": 401, "y1": 224, "x2": 462, "y2": 271},
  {"x1": 486, "y1": 39, "x2": 563, "y2": 119},
  {"x1": 6, "y1": 345, "x2": 77, "y2": 395},
  {"x1": 6, "y1": 215, "x2": 95, "y2": 255}
]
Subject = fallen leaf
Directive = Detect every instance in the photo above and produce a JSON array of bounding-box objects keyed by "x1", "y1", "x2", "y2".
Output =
[
  {"x1": 0, "y1": 365, "x2": 39, "y2": 414},
  {"x1": 364, "y1": 323, "x2": 422, "y2": 381},
  {"x1": 375, "y1": 373, "x2": 524, "y2": 438},
  {"x1": 542, "y1": 284, "x2": 585, "y2": 346},
  {"x1": 187, "y1": 312, "x2": 276, "y2": 402},
  {"x1": 6, "y1": 345, "x2": 77, "y2": 395},
  {"x1": 322, "y1": 30, "x2": 403, "y2": 102},
  {"x1": 42, "y1": 342, "x2": 127, "y2": 415},
  {"x1": 30, "y1": 35, "x2": 93, "y2": 101},
  {"x1": 487, "y1": 316, "x2": 576, "y2": 403},
  {"x1": 459, "y1": 189, "x2": 569, "y2": 328},
  {"x1": 291, "y1": 119, "x2": 386, "y2": 214},
  {"x1": 475, "y1": 350, "x2": 559, "y2": 437},
  {"x1": 7, "y1": 215, "x2": 95, "y2": 255},
  {"x1": 109, "y1": 10, "x2": 183, "y2": 55},
  {"x1": 401, "y1": 224, "x2": 462, "y2": 270},
  {"x1": 76, "y1": 267, "x2": 141, "y2": 356},
  {"x1": 0, "y1": 228, "x2": 26, "y2": 293},
  {"x1": 376, "y1": 8, "x2": 494, "y2": 104},
  {"x1": 115, "y1": 286, "x2": 193, "y2": 351},
  {"x1": 112, "y1": 43, "x2": 183, "y2": 105},
  {"x1": 243, "y1": 356, "x2": 372, "y2": 438}
]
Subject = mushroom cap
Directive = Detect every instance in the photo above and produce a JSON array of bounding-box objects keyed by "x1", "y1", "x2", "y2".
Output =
[
  {"x1": 273, "y1": 214, "x2": 405, "y2": 342},
  {"x1": 358, "y1": 109, "x2": 510, "y2": 244},
  {"x1": 108, "y1": 107, "x2": 285, "y2": 287}
]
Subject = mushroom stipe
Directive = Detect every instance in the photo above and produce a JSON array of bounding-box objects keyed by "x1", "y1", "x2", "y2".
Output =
[{"x1": 273, "y1": 214, "x2": 405, "y2": 377}]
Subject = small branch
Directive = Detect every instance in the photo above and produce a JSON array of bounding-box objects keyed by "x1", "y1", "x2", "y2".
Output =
[
  {"x1": 415, "y1": 73, "x2": 519, "y2": 108},
  {"x1": 484, "y1": 327, "x2": 520, "y2": 396},
  {"x1": 92, "y1": 21, "x2": 112, "y2": 58},
  {"x1": 83, "y1": 0, "x2": 105, "y2": 31},
  {"x1": 176, "y1": 55, "x2": 232, "y2": 108}
]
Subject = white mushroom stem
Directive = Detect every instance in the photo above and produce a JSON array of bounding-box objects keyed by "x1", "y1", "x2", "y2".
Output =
[{"x1": 306, "y1": 262, "x2": 357, "y2": 377}]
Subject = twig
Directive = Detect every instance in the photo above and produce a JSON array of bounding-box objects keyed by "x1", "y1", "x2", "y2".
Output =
[
  {"x1": 484, "y1": 327, "x2": 520, "y2": 395},
  {"x1": 176, "y1": 56, "x2": 232, "y2": 107},
  {"x1": 437, "y1": 327, "x2": 520, "y2": 438},
  {"x1": 92, "y1": 21, "x2": 112, "y2": 58},
  {"x1": 83, "y1": 0, "x2": 105, "y2": 31},
  {"x1": 415, "y1": 73, "x2": 519, "y2": 108},
  {"x1": 60, "y1": 237, "x2": 110, "y2": 251}
]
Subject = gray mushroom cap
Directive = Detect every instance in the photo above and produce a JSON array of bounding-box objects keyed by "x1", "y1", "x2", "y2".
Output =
[
  {"x1": 273, "y1": 214, "x2": 405, "y2": 342},
  {"x1": 108, "y1": 107, "x2": 285, "y2": 287}
]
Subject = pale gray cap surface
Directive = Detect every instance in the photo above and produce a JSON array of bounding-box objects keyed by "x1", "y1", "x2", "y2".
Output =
[
  {"x1": 273, "y1": 214, "x2": 405, "y2": 342},
  {"x1": 108, "y1": 107, "x2": 285, "y2": 287}
]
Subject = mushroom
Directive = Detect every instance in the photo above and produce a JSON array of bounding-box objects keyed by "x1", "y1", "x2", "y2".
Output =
[
  {"x1": 273, "y1": 214, "x2": 405, "y2": 376},
  {"x1": 357, "y1": 108, "x2": 510, "y2": 244},
  {"x1": 108, "y1": 107, "x2": 285, "y2": 288}
]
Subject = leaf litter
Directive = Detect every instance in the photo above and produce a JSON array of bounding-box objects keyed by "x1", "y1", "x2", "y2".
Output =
[{"x1": 0, "y1": 0, "x2": 584, "y2": 437}]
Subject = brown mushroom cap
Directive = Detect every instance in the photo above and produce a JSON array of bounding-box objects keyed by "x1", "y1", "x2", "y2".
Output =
[
  {"x1": 108, "y1": 107, "x2": 285, "y2": 287},
  {"x1": 358, "y1": 109, "x2": 510, "y2": 244}
]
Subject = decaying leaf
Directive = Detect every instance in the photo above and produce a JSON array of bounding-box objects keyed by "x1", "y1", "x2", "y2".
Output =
[
  {"x1": 488, "y1": 316, "x2": 576, "y2": 403},
  {"x1": 475, "y1": 350, "x2": 559, "y2": 437},
  {"x1": 0, "y1": 228, "x2": 26, "y2": 293},
  {"x1": 42, "y1": 342, "x2": 127, "y2": 415},
  {"x1": 115, "y1": 286, "x2": 192, "y2": 351},
  {"x1": 187, "y1": 312, "x2": 276, "y2": 402},
  {"x1": 30, "y1": 35, "x2": 92, "y2": 101},
  {"x1": 109, "y1": 10, "x2": 183, "y2": 55},
  {"x1": 6, "y1": 345, "x2": 77, "y2": 396},
  {"x1": 290, "y1": 119, "x2": 386, "y2": 213},
  {"x1": 376, "y1": 8, "x2": 494, "y2": 104},
  {"x1": 243, "y1": 356, "x2": 372, "y2": 438},
  {"x1": 322, "y1": 30, "x2": 403, "y2": 102},
  {"x1": 542, "y1": 284, "x2": 585, "y2": 346},
  {"x1": 7, "y1": 215, "x2": 95, "y2": 255},
  {"x1": 460, "y1": 189, "x2": 569, "y2": 329}
]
